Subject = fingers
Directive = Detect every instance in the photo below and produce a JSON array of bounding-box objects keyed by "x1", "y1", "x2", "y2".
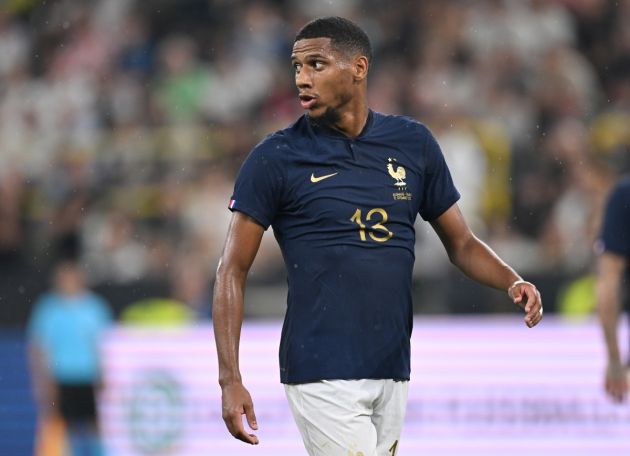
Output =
[
  {"x1": 508, "y1": 280, "x2": 525, "y2": 304},
  {"x1": 605, "y1": 378, "x2": 628, "y2": 403},
  {"x1": 510, "y1": 282, "x2": 542, "y2": 328},
  {"x1": 524, "y1": 305, "x2": 543, "y2": 328},
  {"x1": 606, "y1": 382, "x2": 626, "y2": 403},
  {"x1": 244, "y1": 401, "x2": 258, "y2": 431},
  {"x1": 223, "y1": 406, "x2": 259, "y2": 445},
  {"x1": 605, "y1": 365, "x2": 628, "y2": 403},
  {"x1": 524, "y1": 293, "x2": 542, "y2": 328},
  {"x1": 222, "y1": 384, "x2": 259, "y2": 445}
]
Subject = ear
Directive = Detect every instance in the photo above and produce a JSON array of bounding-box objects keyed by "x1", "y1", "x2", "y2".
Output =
[{"x1": 353, "y1": 55, "x2": 369, "y2": 82}]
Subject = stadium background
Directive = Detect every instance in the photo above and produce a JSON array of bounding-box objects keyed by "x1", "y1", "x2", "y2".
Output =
[{"x1": 0, "y1": 0, "x2": 629, "y2": 454}]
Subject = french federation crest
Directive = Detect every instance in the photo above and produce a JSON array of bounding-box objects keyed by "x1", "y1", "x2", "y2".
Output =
[
  {"x1": 388, "y1": 157, "x2": 412, "y2": 201},
  {"x1": 387, "y1": 158, "x2": 407, "y2": 187}
]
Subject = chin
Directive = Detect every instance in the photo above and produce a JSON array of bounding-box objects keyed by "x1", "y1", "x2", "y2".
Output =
[
  {"x1": 306, "y1": 106, "x2": 326, "y2": 118},
  {"x1": 309, "y1": 106, "x2": 340, "y2": 124}
]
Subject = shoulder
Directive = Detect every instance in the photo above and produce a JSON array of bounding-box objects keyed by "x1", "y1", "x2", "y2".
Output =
[
  {"x1": 85, "y1": 292, "x2": 109, "y2": 309},
  {"x1": 251, "y1": 131, "x2": 289, "y2": 155},
  {"x1": 244, "y1": 117, "x2": 312, "y2": 173},
  {"x1": 606, "y1": 175, "x2": 630, "y2": 207},
  {"x1": 600, "y1": 176, "x2": 630, "y2": 255},
  {"x1": 28, "y1": 294, "x2": 57, "y2": 330},
  {"x1": 252, "y1": 116, "x2": 309, "y2": 154},
  {"x1": 612, "y1": 175, "x2": 630, "y2": 195},
  {"x1": 33, "y1": 293, "x2": 57, "y2": 312},
  {"x1": 371, "y1": 111, "x2": 431, "y2": 140},
  {"x1": 85, "y1": 293, "x2": 113, "y2": 320},
  {"x1": 85, "y1": 291, "x2": 105, "y2": 304},
  {"x1": 241, "y1": 132, "x2": 290, "y2": 179},
  {"x1": 604, "y1": 176, "x2": 630, "y2": 217},
  {"x1": 246, "y1": 129, "x2": 295, "y2": 167},
  {"x1": 372, "y1": 112, "x2": 443, "y2": 164}
]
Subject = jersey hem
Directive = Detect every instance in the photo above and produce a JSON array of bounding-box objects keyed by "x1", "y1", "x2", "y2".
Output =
[
  {"x1": 281, "y1": 375, "x2": 411, "y2": 385},
  {"x1": 229, "y1": 206, "x2": 271, "y2": 230}
]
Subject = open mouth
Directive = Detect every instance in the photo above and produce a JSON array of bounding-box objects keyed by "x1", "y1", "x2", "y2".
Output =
[{"x1": 299, "y1": 94, "x2": 317, "y2": 109}]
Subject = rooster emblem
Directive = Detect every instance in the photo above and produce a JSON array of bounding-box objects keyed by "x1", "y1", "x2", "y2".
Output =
[{"x1": 387, "y1": 158, "x2": 407, "y2": 187}]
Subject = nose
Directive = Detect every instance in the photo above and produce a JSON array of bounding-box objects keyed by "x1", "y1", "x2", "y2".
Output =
[{"x1": 295, "y1": 66, "x2": 312, "y2": 89}]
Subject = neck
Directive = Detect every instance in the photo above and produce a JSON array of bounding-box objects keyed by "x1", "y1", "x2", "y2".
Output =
[
  {"x1": 335, "y1": 102, "x2": 370, "y2": 137},
  {"x1": 316, "y1": 95, "x2": 369, "y2": 138}
]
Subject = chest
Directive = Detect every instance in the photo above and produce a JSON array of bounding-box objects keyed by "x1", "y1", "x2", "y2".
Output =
[
  {"x1": 44, "y1": 304, "x2": 100, "y2": 340},
  {"x1": 281, "y1": 139, "x2": 424, "y2": 228}
]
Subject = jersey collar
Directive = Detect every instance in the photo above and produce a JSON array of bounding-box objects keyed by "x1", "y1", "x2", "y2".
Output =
[{"x1": 307, "y1": 109, "x2": 375, "y2": 139}]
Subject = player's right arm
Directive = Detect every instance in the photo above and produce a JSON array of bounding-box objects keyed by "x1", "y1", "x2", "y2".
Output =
[
  {"x1": 213, "y1": 211, "x2": 265, "y2": 444},
  {"x1": 596, "y1": 251, "x2": 628, "y2": 403}
]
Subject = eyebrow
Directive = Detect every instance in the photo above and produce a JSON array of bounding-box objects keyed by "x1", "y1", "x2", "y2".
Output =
[{"x1": 291, "y1": 52, "x2": 328, "y2": 62}]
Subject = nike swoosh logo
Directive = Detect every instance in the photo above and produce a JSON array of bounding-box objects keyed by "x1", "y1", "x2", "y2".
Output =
[{"x1": 310, "y1": 172, "x2": 338, "y2": 183}]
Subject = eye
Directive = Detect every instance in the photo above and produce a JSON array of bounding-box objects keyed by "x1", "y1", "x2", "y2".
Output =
[
  {"x1": 292, "y1": 62, "x2": 302, "y2": 72},
  {"x1": 314, "y1": 61, "x2": 324, "y2": 70}
]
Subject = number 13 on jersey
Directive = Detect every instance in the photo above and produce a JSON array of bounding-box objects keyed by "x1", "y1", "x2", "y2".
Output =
[{"x1": 350, "y1": 207, "x2": 393, "y2": 242}]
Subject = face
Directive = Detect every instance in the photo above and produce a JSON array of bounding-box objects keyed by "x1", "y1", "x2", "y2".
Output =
[
  {"x1": 54, "y1": 264, "x2": 85, "y2": 295},
  {"x1": 291, "y1": 37, "x2": 360, "y2": 121}
]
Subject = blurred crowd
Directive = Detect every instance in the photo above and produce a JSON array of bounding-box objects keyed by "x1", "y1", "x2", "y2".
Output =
[{"x1": 1, "y1": 0, "x2": 629, "y2": 318}]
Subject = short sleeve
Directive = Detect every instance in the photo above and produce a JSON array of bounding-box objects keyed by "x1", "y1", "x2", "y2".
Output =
[
  {"x1": 418, "y1": 128, "x2": 461, "y2": 221},
  {"x1": 599, "y1": 179, "x2": 630, "y2": 256},
  {"x1": 229, "y1": 135, "x2": 287, "y2": 229}
]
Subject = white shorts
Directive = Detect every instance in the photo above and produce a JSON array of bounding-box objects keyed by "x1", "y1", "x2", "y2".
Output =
[{"x1": 284, "y1": 379, "x2": 408, "y2": 456}]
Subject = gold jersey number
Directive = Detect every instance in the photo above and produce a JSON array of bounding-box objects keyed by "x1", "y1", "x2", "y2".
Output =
[{"x1": 350, "y1": 208, "x2": 393, "y2": 242}]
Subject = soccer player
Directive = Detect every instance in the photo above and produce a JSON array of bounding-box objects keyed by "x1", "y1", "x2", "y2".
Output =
[
  {"x1": 596, "y1": 175, "x2": 630, "y2": 403},
  {"x1": 213, "y1": 16, "x2": 543, "y2": 455}
]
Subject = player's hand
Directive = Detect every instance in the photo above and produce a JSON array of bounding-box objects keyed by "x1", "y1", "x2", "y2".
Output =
[
  {"x1": 221, "y1": 382, "x2": 259, "y2": 445},
  {"x1": 605, "y1": 361, "x2": 628, "y2": 403},
  {"x1": 508, "y1": 280, "x2": 543, "y2": 328}
]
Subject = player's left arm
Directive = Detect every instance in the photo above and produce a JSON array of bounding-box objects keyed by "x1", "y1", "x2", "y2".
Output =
[{"x1": 430, "y1": 203, "x2": 543, "y2": 328}]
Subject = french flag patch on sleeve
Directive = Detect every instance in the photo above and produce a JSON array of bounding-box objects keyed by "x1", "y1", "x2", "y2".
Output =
[{"x1": 228, "y1": 199, "x2": 236, "y2": 209}]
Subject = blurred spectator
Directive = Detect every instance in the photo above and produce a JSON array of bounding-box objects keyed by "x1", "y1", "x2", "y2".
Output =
[
  {"x1": 0, "y1": 10, "x2": 30, "y2": 78},
  {"x1": 28, "y1": 261, "x2": 113, "y2": 456},
  {"x1": 152, "y1": 34, "x2": 211, "y2": 124},
  {"x1": 540, "y1": 119, "x2": 613, "y2": 272},
  {"x1": 120, "y1": 296, "x2": 192, "y2": 326},
  {"x1": 114, "y1": 13, "x2": 155, "y2": 77},
  {"x1": 432, "y1": 112, "x2": 488, "y2": 233},
  {"x1": 180, "y1": 166, "x2": 232, "y2": 267},
  {"x1": 170, "y1": 254, "x2": 212, "y2": 320},
  {"x1": 82, "y1": 209, "x2": 150, "y2": 284},
  {"x1": 118, "y1": 250, "x2": 212, "y2": 324},
  {"x1": 0, "y1": 169, "x2": 26, "y2": 261},
  {"x1": 44, "y1": 151, "x2": 93, "y2": 261}
]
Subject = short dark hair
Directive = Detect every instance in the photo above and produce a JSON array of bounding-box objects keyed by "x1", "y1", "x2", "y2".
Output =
[{"x1": 295, "y1": 16, "x2": 373, "y2": 64}]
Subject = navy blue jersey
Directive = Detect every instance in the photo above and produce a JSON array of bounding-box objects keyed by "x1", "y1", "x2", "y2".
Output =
[
  {"x1": 229, "y1": 111, "x2": 460, "y2": 383},
  {"x1": 600, "y1": 176, "x2": 630, "y2": 261}
]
